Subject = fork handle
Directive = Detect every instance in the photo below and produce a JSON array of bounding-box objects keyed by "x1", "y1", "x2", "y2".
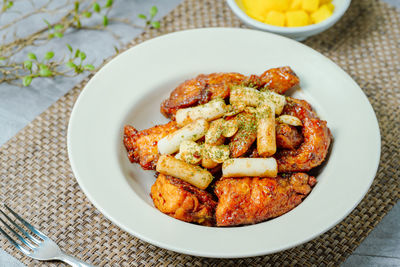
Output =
[{"x1": 57, "y1": 253, "x2": 96, "y2": 267}]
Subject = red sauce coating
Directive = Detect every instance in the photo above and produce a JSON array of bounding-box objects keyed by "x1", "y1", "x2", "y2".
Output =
[{"x1": 214, "y1": 173, "x2": 315, "y2": 226}]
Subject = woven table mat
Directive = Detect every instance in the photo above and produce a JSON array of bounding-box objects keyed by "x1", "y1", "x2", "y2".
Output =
[{"x1": 1, "y1": 0, "x2": 399, "y2": 266}]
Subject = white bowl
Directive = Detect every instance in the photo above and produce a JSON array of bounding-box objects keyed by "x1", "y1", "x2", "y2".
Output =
[
  {"x1": 226, "y1": 0, "x2": 351, "y2": 41},
  {"x1": 68, "y1": 28, "x2": 380, "y2": 258}
]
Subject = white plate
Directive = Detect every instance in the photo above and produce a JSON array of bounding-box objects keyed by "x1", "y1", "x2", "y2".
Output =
[{"x1": 68, "y1": 28, "x2": 380, "y2": 258}]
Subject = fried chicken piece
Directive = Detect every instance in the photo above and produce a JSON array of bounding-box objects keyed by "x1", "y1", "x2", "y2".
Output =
[
  {"x1": 160, "y1": 67, "x2": 299, "y2": 118},
  {"x1": 160, "y1": 73, "x2": 246, "y2": 118},
  {"x1": 229, "y1": 112, "x2": 257, "y2": 158},
  {"x1": 276, "y1": 118, "x2": 331, "y2": 172},
  {"x1": 282, "y1": 97, "x2": 318, "y2": 120},
  {"x1": 123, "y1": 121, "x2": 179, "y2": 170},
  {"x1": 160, "y1": 77, "x2": 209, "y2": 118},
  {"x1": 276, "y1": 123, "x2": 304, "y2": 150},
  {"x1": 151, "y1": 174, "x2": 217, "y2": 226},
  {"x1": 259, "y1": 66, "x2": 300, "y2": 94},
  {"x1": 243, "y1": 74, "x2": 264, "y2": 88},
  {"x1": 214, "y1": 173, "x2": 316, "y2": 226},
  {"x1": 275, "y1": 98, "x2": 331, "y2": 172},
  {"x1": 205, "y1": 72, "x2": 246, "y2": 99}
]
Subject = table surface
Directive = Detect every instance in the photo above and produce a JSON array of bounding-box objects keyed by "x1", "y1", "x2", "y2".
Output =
[
  {"x1": 0, "y1": 0, "x2": 399, "y2": 266},
  {"x1": 336, "y1": 2, "x2": 400, "y2": 265},
  {"x1": 344, "y1": 1, "x2": 400, "y2": 257}
]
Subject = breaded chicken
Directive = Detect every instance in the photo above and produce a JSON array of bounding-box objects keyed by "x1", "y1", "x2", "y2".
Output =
[
  {"x1": 204, "y1": 72, "x2": 246, "y2": 99},
  {"x1": 123, "y1": 121, "x2": 178, "y2": 170},
  {"x1": 160, "y1": 73, "x2": 246, "y2": 118},
  {"x1": 151, "y1": 174, "x2": 217, "y2": 226},
  {"x1": 214, "y1": 173, "x2": 316, "y2": 226},
  {"x1": 275, "y1": 98, "x2": 331, "y2": 172},
  {"x1": 160, "y1": 67, "x2": 299, "y2": 118},
  {"x1": 229, "y1": 112, "x2": 257, "y2": 158},
  {"x1": 160, "y1": 77, "x2": 208, "y2": 119},
  {"x1": 282, "y1": 97, "x2": 318, "y2": 121},
  {"x1": 259, "y1": 66, "x2": 300, "y2": 94},
  {"x1": 276, "y1": 123, "x2": 303, "y2": 150}
]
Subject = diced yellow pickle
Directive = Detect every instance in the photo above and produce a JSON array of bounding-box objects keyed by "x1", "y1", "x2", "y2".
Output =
[
  {"x1": 325, "y1": 3, "x2": 335, "y2": 12},
  {"x1": 319, "y1": 0, "x2": 332, "y2": 4},
  {"x1": 286, "y1": 10, "x2": 310, "y2": 27},
  {"x1": 311, "y1": 5, "x2": 333, "y2": 23},
  {"x1": 302, "y1": 0, "x2": 320, "y2": 13},
  {"x1": 264, "y1": 0, "x2": 290, "y2": 12},
  {"x1": 265, "y1": 11, "x2": 286, "y2": 26},
  {"x1": 242, "y1": 0, "x2": 268, "y2": 21},
  {"x1": 290, "y1": 0, "x2": 302, "y2": 10}
]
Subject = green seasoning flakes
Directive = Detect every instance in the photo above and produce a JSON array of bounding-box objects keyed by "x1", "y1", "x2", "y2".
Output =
[
  {"x1": 236, "y1": 112, "x2": 257, "y2": 135},
  {"x1": 202, "y1": 144, "x2": 230, "y2": 163}
]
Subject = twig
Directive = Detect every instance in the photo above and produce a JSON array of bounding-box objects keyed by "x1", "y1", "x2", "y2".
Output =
[{"x1": 0, "y1": 0, "x2": 161, "y2": 86}]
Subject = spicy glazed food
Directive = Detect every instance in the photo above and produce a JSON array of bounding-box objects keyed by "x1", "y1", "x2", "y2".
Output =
[{"x1": 123, "y1": 67, "x2": 331, "y2": 227}]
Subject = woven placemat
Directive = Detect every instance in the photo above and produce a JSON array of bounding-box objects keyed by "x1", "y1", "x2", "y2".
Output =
[{"x1": 1, "y1": 0, "x2": 399, "y2": 266}]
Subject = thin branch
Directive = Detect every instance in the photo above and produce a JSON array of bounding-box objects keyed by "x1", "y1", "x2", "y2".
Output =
[
  {"x1": 0, "y1": 0, "x2": 71, "y2": 31},
  {"x1": 0, "y1": 0, "x2": 159, "y2": 86}
]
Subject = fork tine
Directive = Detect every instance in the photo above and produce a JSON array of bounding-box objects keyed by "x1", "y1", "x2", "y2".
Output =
[
  {"x1": 0, "y1": 217, "x2": 36, "y2": 250},
  {"x1": 4, "y1": 205, "x2": 46, "y2": 239},
  {"x1": 0, "y1": 225, "x2": 30, "y2": 254},
  {"x1": 0, "y1": 209, "x2": 40, "y2": 244}
]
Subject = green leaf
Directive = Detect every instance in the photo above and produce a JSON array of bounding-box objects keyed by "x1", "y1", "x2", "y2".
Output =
[
  {"x1": 6, "y1": 1, "x2": 13, "y2": 9},
  {"x1": 74, "y1": 1, "x2": 79, "y2": 12},
  {"x1": 27, "y1": 53, "x2": 37, "y2": 60},
  {"x1": 105, "y1": 0, "x2": 113, "y2": 8},
  {"x1": 44, "y1": 51, "x2": 54, "y2": 60},
  {"x1": 74, "y1": 49, "x2": 80, "y2": 58},
  {"x1": 79, "y1": 51, "x2": 86, "y2": 61},
  {"x1": 54, "y1": 24, "x2": 63, "y2": 31},
  {"x1": 23, "y1": 60, "x2": 32, "y2": 70},
  {"x1": 137, "y1": 14, "x2": 147, "y2": 20},
  {"x1": 74, "y1": 66, "x2": 83, "y2": 74},
  {"x1": 66, "y1": 62, "x2": 76, "y2": 68},
  {"x1": 39, "y1": 65, "x2": 52, "y2": 77},
  {"x1": 43, "y1": 19, "x2": 51, "y2": 27},
  {"x1": 54, "y1": 32, "x2": 63, "y2": 38},
  {"x1": 151, "y1": 21, "x2": 160, "y2": 29},
  {"x1": 150, "y1": 6, "x2": 158, "y2": 18},
  {"x1": 0, "y1": 57, "x2": 6, "y2": 61},
  {"x1": 84, "y1": 64, "x2": 95, "y2": 71},
  {"x1": 66, "y1": 44, "x2": 73, "y2": 53},
  {"x1": 103, "y1": 15, "x2": 109, "y2": 26},
  {"x1": 48, "y1": 33, "x2": 54, "y2": 39},
  {"x1": 39, "y1": 63, "x2": 48, "y2": 70},
  {"x1": 93, "y1": 2, "x2": 100, "y2": 13},
  {"x1": 23, "y1": 76, "x2": 32, "y2": 87},
  {"x1": 82, "y1": 11, "x2": 92, "y2": 18}
]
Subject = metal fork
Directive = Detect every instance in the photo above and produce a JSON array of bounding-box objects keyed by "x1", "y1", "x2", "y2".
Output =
[{"x1": 0, "y1": 204, "x2": 95, "y2": 267}]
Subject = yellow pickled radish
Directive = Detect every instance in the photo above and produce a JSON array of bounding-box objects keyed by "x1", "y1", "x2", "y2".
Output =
[
  {"x1": 311, "y1": 4, "x2": 333, "y2": 23},
  {"x1": 264, "y1": 11, "x2": 286, "y2": 26},
  {"x1": 242, "y1": 0, "x2": 269, "y2": 21},
  {"x1": 325, "y1": 3, "x2": 335, "y2": 12},
  {"x1": 286, "y1": 10, "x2": 310, "y2": 27},
  {"x1": 290, "y1": 0, "x2": 303, "y2": 10},
  {"x1": 302, "y1": 0, "x2": 320, "y2": 13},
  {"x1": 239, "y1": 0, "x2": 335, "y2": 27},
  {"x1": 319, "y1": 0, "x2": 331, "y2": 4},
  {"x1": 263, "y1": 0, "x2": 291, "y2": 12}
]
